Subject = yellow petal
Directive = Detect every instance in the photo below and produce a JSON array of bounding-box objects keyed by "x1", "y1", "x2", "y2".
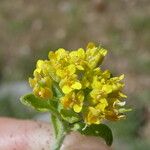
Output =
[
  {"x1": 119, "y1": 74, "x2": 124, "y2": 80},
  {"x1": 76, "y1": 65, "x2": 84, "y2": 70},
  {"x1": 33, "y1": 68, "x2": 41, "y2": 77},
  {"x1": 73, "y1": 104, "x2": 82, "y2": 113},
  {"x1": 67, "y1": 64, "x2": 76, "y2": 75},
  {"x1": 78, "y1": 48, "x2": 85, "y2": 59},
  {"x1": 69, "y1": 51, "x2": 76, "y2": 57},
  {"x1": 96, "y1": 101, "x2": 107, "y2": 112},
  {"x1": 90, "y1": 89, "x2": 98, "y2": 99},
  {"x1": 102, "y1": 85, "x2": 112, "y2": 94},
  {"x1": 71, "y1": 82, "x2": 82, "y2": 90},
  {"x1": 56, "y1": 69, "x2": 63, "y2": 77},
  {"x1": 56, "y1": 48, "x2": 67, "y2": 59},
  {"x1": 103, "y1": 70, "x2": 111, "y2": 78},
  {"x1": 86, "y1": 107, "x2": 100, "y2": 124},
  {"x1": 62, "y1": 85, "x2": 72, "y2": 94},
  {"x1": 100, "y1": 48, "x2": 107, "y2": 56},
  {"x1": 36, "y1": 60, "x2": 44, "y2": 68}
]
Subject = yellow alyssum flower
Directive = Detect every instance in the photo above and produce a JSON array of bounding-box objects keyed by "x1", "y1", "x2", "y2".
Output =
[
  {"x1": 34, "y1": 59, "x2": 58, "y2": 81},
  {"x1": 29, "y1": 42, "x2": 130, "y2": 126},
  {"x1": 48, "y1": 48, "x2": 69, "y2": 69},
  {"x1": 56, "y1": 64, "x2": 76, "y2": 79},
  {"x1": 81, "y1": 67, "x2": 102, "y2": 89},
  {"x1": 85, "y1": 97, "x2": 129, "y2": 124},
  {"x1": 59, "y1": 74, "x2": 82, "y2": 94},
  {"x1": 48, "y1": 48, "x2": 70, "y2": 81},
  {"x1": 85, "y1": 107, "x2": 101, "y2": 125},
  {"x1": 69, "y1": 48, "x2": 87, "y2": 70},
  {"x1": 61, "y1": 91, "x2": 84, "y2": 113},
  {"x1": 86, "y1": 42, "x2": 107, "y2": 69},
  {"x1": 29, "y1": 60, "x2": 53, "y2": 99},
  {"x1": 29, "y1": 75, "x2": 53, "y2": 99},
  {"x1": 104, "y1": 98, "x2": 129, "y2": 121},
  {"x1": 90, "y1": 73, "x2": 125, "y2": 103},
  {"x1": 85, "y1": 99, "x2": 108, "y2": 125}
]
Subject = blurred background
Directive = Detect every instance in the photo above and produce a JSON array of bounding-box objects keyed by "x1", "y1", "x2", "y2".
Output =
[{"x1": 0, "y1": 0, "x2": 150, "y2": 149}]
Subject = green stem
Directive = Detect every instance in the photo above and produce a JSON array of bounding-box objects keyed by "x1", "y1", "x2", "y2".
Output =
[
  {"x1": 48, "y1": 103, "x2": 62, "y2": 121},
  {"x1": 51, "y1": 115, "x2": 58, "y2": 138},
  {"x1": 51, "y1": 116, "x2": 68, "y2": 150},
  {"x1": 53, "y1": 128, "x2": 66, "y2": 150}
]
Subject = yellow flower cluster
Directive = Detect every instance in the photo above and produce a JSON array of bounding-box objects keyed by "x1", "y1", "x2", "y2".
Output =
[
  {"x1": 29, "y1": 60, "x2": 53, "y2": 99},
  {"x1": 29, "y1": 42, "x2": 128, "y2": 125}
]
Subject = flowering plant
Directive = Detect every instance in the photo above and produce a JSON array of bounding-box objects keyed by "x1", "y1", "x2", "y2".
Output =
[{"x1": 21, "y1": 42, "x2": 130, "y2": 150}]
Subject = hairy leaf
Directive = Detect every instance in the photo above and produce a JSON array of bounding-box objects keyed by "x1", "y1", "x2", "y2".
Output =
[
  {"x1": 78, "y1": 123, "x2": 113, "y2": 146},
  {"x1": 20, "y1": 93, "x2": 52, "y2": 112}
]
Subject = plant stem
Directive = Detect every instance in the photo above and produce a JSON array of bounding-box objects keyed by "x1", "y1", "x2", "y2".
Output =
[
  {"x1": 53, "y1": 129, "x2": 66, "y2": 150},
  {"x1": 48, "y1": 104, "x2": 62, "y2": 121},
  {"x1": 51, "y1": 116, "x2": 68, "y2": 150},
  {"x1": 51, "y1": 115, "x2": 58, "y2": 138}
]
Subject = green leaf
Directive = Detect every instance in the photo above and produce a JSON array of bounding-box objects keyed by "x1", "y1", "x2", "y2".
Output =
[
  {"x1": 60, "y1": 109, "x2": 80, "y2": 124},
  {"x1": 78, "y1": 123, "x2": 113, "y2": 146},
  {"x1": 20, "y1": 93, "x2": 53, "y2": 112}
]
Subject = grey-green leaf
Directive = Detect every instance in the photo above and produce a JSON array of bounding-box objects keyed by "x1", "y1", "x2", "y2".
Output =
[
  {"x1": 79, "y1": 124, "x2": 113, "y2": 146},
  {"x1": 20, "y1": 93, "x2": 51, "y2": 112}
]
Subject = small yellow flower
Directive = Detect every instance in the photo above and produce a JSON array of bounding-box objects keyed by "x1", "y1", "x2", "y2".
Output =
[
  {"x1": 108, "y1": 75, "x2": 125, "y2": 92},
  {"x1": 81, "y1": 67, "x2": 102, "y2": 89},
  {"x1": 29, "y1": 60, "x2": 53, "y2": 99},
  {"x1": 91, "y1": 70, "x2": 111, "y2": 89},
  {"x1": 86, "y1": 42, "x2": 107, "y2": 69},
  {"x1": 29, "y1": 77, "x2": 53, "y2": 99},
  {"x1": 90, "y1": 80, "x2": 112, "y2": 104},
  {"x1": 69, "y1": 48, "x2": 87, "y2": 70},
  {"x1": 56, "y1": 64, "x2": 76, "y2": 79},
  {"x1": 85, "y1": 107, "x2": 101, "y2": 125},
  {"x1": 90, "y1": 89, "x2": 107, "y2": 104},
  {"x1": 90, "y1": 72, "x2": 125, "y2": 102},
  {"x1": 61, "y1": 91, "x2": 84, "y2": 113},
  {"x1": 96, "y1": 98, "x2": 108, "y2": 112},
  {"x1": 35, "y1": 60, "x2": 51, "y2": 76},
  {"x1": 85, "y1": 98, "x2": 108, "y2": 125},
  {"x1": 48, "y1": 49, "x2": 70, "y2": 81},
  {"x1": 33, "y1": 86, "x2": 53, "y2": 99},
  {"x1": 59, "y1": 74, "x2": 82, "y2": 94},
  {"x1": 48, "y1": 48, "x2": 69, "y2": 69}
]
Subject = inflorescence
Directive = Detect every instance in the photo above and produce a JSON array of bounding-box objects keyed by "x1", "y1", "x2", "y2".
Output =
[{"x1": 29, "y1": 42, "x2": 129, "y2": 125}]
